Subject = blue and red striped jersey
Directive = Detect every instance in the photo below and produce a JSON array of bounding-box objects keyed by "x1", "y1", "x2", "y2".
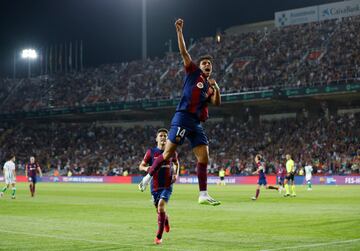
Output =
[
  {"x1": 26, "y1": 162, "x2": 40, "y2": 177},
  {"x1": 143, "y1": 147, "x2": 178, "y2": 192},
  {"x1": 176, "y1": 62, "x2": 215, "y2": 122},
  {"x1": 277, "y1": 165, "x2": 286, "y2": 178},
  {"x1": 256, "y1": 161, "x2": 266, "y2": 179}
]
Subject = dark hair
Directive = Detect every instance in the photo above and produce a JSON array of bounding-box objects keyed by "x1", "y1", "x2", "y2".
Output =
[
  {"x1": 256, "y1": 154, "x2": 263, "y2": 161},
  {"x1": 7, "y1": 153, "x2": 15, "y2": 160},
  {"x1": 157, "y1": 128, "x2": 168, "y2": 135},
  {"x1": 197, "y1": 54, "x2": 214, "y2": 66}
]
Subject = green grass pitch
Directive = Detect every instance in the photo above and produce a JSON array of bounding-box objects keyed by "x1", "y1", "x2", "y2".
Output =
[{"x1": 0, "y1": 183, "x2": 359, "y2": 250}]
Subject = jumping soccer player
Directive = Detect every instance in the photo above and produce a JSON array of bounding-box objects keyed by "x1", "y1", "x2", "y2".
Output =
[
  {"x1": 0, "y1": 154, "x2": 17, "y2": 199},
  {"x1": 304, "y1": 161, "x2": 313, "y2": 191},
  {"x1": 251, "y1": 154, "x2": 279, "y2": 200},
  {"x1": 25, "y1": 156, "x2": 43, "y2": 197},
  {"x1": 139, "y1": 18, "x2": 221, "y2": 206},
  {"x1": 139, "y1": 128, "x2": 180, "y2": 245},
  {"x1": 284, "y1": 154, "x2": 296, "y2": 197}
]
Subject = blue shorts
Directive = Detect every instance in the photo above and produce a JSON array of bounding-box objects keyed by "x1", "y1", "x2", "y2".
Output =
[
  {"x1": 278, "y1": 177, "x2": 285, "y2": 185},
  {"x1": 258, "y1": 178, "x2": 267, "y2": 186},
  {"x1": 28, "y1": 176, "x2": 37, "y2": 184},
  {"x1": 168, "y1": 112, "x2": 208, "y2": 148},
  {"x1": 151, "y1": 188, "x2": 172, "y2": 206}
]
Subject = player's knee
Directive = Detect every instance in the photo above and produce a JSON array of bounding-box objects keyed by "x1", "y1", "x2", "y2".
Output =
[
  {"x1": 157, "y1": 200, "x2": 166, "y2": 213},
  {"x1": 196, "y1": 153, "x2": 209, "y2": 164},
  {"x1": 199, "y1": 158, "x2": 208, "y2": 165}
]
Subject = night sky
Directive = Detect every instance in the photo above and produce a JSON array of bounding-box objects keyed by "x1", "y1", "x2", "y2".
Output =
[{"x1": 0, "y1": 0, "x2": 339, "y2": 77}]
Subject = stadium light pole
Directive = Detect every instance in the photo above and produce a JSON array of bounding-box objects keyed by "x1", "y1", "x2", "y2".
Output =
[
  {"x1": 142, "y1": 0, "x2": 147, "y2": 60},
  {"x1": 21, "y1": 49, "x2": 38, "y2": 78}
]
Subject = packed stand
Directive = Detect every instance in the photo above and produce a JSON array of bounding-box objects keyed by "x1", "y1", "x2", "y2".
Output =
[
  {"x1": 0, "y1": 113, "x2": 359, "y2": 176},
  {"x1": 1, "y1": 16, "x2": 360, "y2": 112}
]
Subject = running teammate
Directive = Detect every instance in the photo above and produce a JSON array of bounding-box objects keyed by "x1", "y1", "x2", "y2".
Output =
[
  {"x1": 251, "y1": 154, "x2": 279, "y2": 200},
  {"x1": 139, "y1": 128, "x2": 179, "y2": 245},
  {"x1": 139, "y1": 18, "x2": 221, "y2": 206}
]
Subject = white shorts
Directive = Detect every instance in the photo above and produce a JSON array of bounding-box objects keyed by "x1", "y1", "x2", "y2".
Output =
[
  {"x1": 305, "y1": 175, "x2": 312, "y2": 181},
  {"x1": 4, "y1": 174, "x2": 15, "y2": 185}
]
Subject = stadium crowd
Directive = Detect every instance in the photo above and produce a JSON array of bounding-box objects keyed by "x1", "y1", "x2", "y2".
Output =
[
  {"x1": 0, "y1": 114, "x2": 359, "y2": 176},
  {"x1": 0, "y1": 16, "x2": 359, "y2": 112}
]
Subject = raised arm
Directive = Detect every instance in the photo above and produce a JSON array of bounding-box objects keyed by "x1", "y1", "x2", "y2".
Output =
[{"x1": 175, "y1": 19, "x2": 192, "y2": 67}]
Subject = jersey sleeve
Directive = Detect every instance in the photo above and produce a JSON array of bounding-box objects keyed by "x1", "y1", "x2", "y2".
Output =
[
  {"x1": 184, "y1": 61, "x2": 198, "y2": 74},
  {"x1": 143, "y1": 149, "x2": 152, "y2": 164}
]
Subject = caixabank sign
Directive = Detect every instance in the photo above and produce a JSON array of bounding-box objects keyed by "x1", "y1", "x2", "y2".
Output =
[
  {"x1": 320, "y1": 0, "x2": 360, "y2": 21},
  {"x1": 275, "y1": 0, "x2": 360, "y2": 27}
]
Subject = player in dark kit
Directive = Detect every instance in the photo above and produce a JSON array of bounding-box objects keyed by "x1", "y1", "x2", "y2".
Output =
[
  {"x1": 251, "y1": 154, "x2": 279, "y2": 200},
  {"x1": 25, "y1": 156, "x2": 43, "y2": 197},
  {"x1": 276, "y1": 162, "x2": 287, "y2": 194},
  {"x1": 139, "y1": 128, "x2": 179, "y2": 245},
  {"x1": 139, "y1": 18, "x2": 221, "y2": 206}
]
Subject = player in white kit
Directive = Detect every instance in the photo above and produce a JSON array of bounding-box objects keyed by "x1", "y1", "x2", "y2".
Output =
[
  {"x1": 304, "y1": 162, "x2": 313, "y2": 191},
  {"x1": 1, "y1": 154, "x2": 17, "y2": 199}
]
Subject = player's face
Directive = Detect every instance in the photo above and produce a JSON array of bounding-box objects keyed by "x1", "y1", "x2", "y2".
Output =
[
  {"x1": 156, "y1": 132, "x2": 168, "y2": 146},
  {"x1": 30, "y1": 157, "x2": 35, "y2": 163},
  {"x1": 199, "y1": 59, "x2": 212, "y2": 77},
  {"x1": 286, "y1": 155, "x2": 290, "y2": 160}
]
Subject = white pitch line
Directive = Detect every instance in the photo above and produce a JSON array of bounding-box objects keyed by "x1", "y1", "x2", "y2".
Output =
[
  {"x1": 0, "y1": 229, "x2": 193, "y2": 251},
  {"x1": 261, "y1": 238, "x2": 360, "y2": 251}
]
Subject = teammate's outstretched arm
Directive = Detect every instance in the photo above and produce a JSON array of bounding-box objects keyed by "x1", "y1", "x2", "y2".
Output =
[{"x1": 175, "y1": 19, "x2": 192, "y2": 67}]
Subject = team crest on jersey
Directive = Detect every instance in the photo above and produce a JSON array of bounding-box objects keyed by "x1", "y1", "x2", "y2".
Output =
[{"x1": 196, "y1": 82, "x2": 204, "y2": 89}]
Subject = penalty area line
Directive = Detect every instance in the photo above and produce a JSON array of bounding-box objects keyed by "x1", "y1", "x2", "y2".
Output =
[
  {"x1": 0, "y1": 229, "x2": 191, "y2": 251},
  {"x1": 261, "y1": 238, "x2": 360, "y2": 251}
]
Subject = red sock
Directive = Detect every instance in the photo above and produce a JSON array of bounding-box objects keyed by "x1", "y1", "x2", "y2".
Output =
[
  {"x1": 29, "y1": 184, "x2": 33, "y2": 195},
  {"x1": 196, "y1": 162, "x2": 208, "y2": 191},
  {"x1": 256, "y1": 189, "x2": 260, "y2": 199},
  {"x1": 164, "y1": 214, "x2": 170, "y2": 232},
  {"x1": 156, "y1": 212, "x2": 166, "y2": 239},
  {"x1": 148, "y1": 154, "x2": 164, "y2": 176}
]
